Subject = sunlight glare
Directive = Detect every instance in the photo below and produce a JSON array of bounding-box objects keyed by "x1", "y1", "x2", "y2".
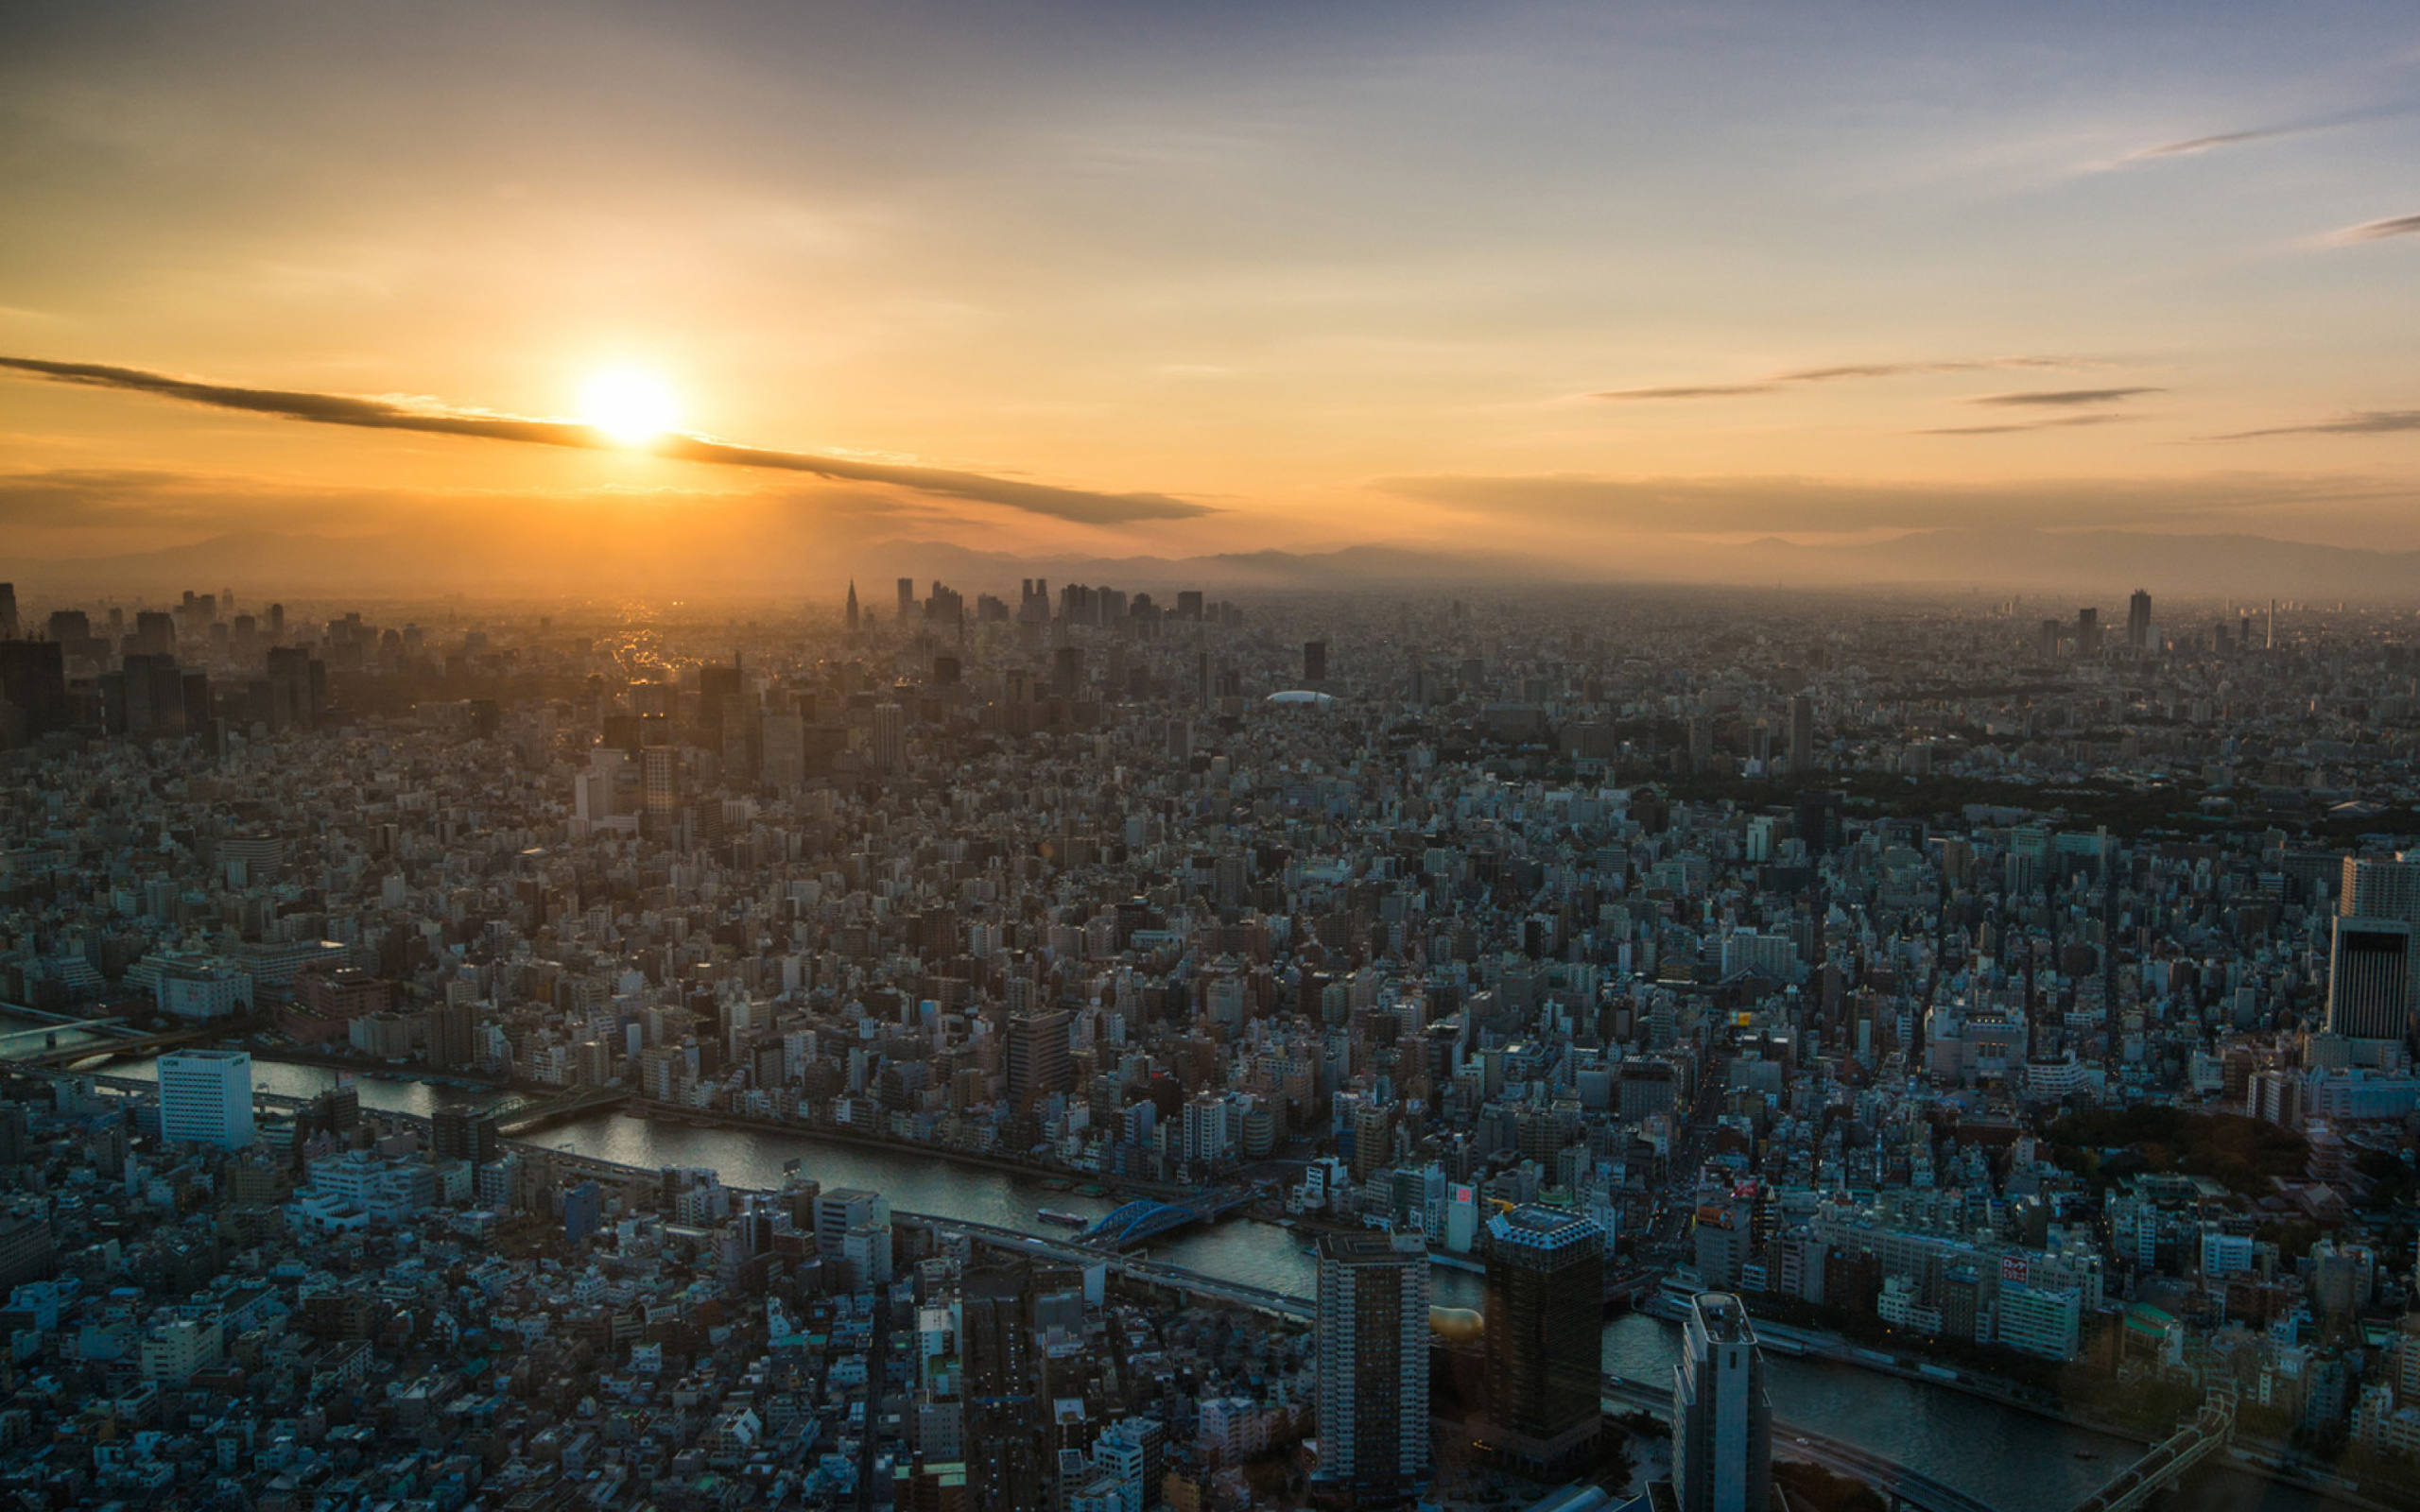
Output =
[{"x1": 579, "y1": 368, "x2": 678, "y2": 446}]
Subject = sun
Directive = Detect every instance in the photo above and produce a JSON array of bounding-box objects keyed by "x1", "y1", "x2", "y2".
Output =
[{"x1": 579, "y1": 367, "x2": 678, "y2": 446}]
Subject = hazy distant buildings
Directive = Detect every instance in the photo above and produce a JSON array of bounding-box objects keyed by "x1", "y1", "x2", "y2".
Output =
[
  {"x1": 872, "y1": 701, "x2": 905, "y2": 771},
  {"x1": 0, "y1": 639, "x2": 69, "y2": 740},
  {"x1": 1483, "y1": 1206, "x2": 1603, "y2": 1475},
  {"x1": 1785, "y1": 695, "x2": 1813, "y2": 773},
  {"x1": 1672, "y1": 1292, "x2": 1772, "y2": 1512},
  {"x1": 157, "y1": 1049, "x2": 253, "y2": 1150},
  {"x1": 1315, "y1": 1230, "x2": 1429, "y2": 1502}
]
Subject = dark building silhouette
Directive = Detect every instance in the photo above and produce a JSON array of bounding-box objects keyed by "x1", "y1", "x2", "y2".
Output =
[
  {"x1": 1305, "y1": 639, "x2": 1327, "y2": 685},
  {"x1": 1793, "y1": 789, "x2": 1844, "y2": 856},
  {"x1": 2326, "y1": 917, "x2": 2411, "y2": 1041},
  {"x1": 0, "y1": 640, "x2": 70, "y2": 739},
  {"x1": 1482, "y1": 1206, "x2": 1602, "y2": 1474},
  {"x1": 963, "y1": 1265, "x2": 1046, "y2": 1509}
]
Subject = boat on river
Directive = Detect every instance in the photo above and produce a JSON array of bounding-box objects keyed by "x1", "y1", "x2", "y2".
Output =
[{"x1": 1037, "y1": 1209, "x2": 1089, "y2": 1228}]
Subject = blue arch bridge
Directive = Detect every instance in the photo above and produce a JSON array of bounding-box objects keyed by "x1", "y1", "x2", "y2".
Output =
[{"x1": 1078, "y1": 1186, "x2": 1258, "y2": 1249}]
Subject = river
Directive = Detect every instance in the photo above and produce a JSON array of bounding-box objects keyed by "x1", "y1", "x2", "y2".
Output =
[{"x1": 96, "y1": 1059, "x2": 2330, "y2": 1512}]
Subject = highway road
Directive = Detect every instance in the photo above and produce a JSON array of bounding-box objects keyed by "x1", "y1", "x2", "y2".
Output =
[{"x1": 1602, "y1": 1373, "x2": 2003, "y2": 1512}]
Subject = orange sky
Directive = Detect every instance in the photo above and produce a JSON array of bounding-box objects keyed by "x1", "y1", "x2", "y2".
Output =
[{"x1": 5, "y1": 2, "x2": 2420, "y2": 590}]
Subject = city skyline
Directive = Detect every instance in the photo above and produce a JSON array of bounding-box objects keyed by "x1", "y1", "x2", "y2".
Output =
[
  {"x1": 7, "y1": 3, "x2": 2420, "y2": 593},
  {"x1": 7, "y1": 7, "x2": 2420, "y2": 1511}
]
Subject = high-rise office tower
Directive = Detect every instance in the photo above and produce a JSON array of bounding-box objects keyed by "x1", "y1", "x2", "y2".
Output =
[
  {"x1": 844, "y1": 580, "x2": 859, "y2": 632},
  {"x1": 1785, "y1": 696, "x2": 1813, "y2": 773},
  {"x1": 897, "y1": 576, "x2": 915, "y2": 618},
  {"x1": 962, "y1": 1265, "x2": 1046, "y2": 1507},
  {"x1": 1672, "y1": 1292, "x2": 1772, "y2": 1512},
  {"x1": 1793, "y1": 789, "x2": 1843, "y2": 856},
  {"x1": 157, "y1": 1050, "x2": 254, "y2": 1149},
  {"x1": 1305, "y1": 640, "x2": 1327, "y2": 685},
  {"x1": 2336, "y1": 856, "x2": 2420, "y2": 1039},
  {"x1": 2342, "y1": 855, "x2": 2420, "y2": 922},
  {"x1": 760, "y1": 708, "x2": 805, "y2": 788},
  {"x1": 0, "y1": 582, "x2": 15, "y2": 639},
  {"x1": 431, "y1": 1106, "x2": 502, "y2": 1166},
  {"x1": 1005, "y1": 1009, "x2": 1071, "y2": 1109},
  {"x1": 1315, "y1": 1230, "x2": 1429, "y2": 1501},
  {"x1": 2127, "y1": 588, "x2": 2152, "y2": 650},
  {"x1": 0, "y1": 640, "x2": 70, "y2": 738},
  {"x1": 2326, "y1": 916, "x2": 2412, "y2": 1041},
  {"x1": 1052, "y1": 644, "x2": 1083, "y2": 700},
  {"x1": 2076, "y1": 606, "x2": 2100, "y2": 656},
  {"x1": 871, "y1": 702, "x2": 905, "y2": 771},
  {"x1": 1483, "y1": 1207, "x2": 1603, "y2": 1474}
]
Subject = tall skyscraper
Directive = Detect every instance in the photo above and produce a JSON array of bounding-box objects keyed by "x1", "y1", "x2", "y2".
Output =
[
  {"x1": 1785, "y1": 695, "x2": 1813, "y2": 773},
  {"x1": 2335, "y1": 856, "x2": 2420, "y2": 1040},
  {"x1": 1672, "y1": 1292, "x2": 1772, "y2": 1512},
  {"x1": 962, "y1": 1264, "x2": 1046, "y2": 1507},
  {"x1": 1005, "y1": 1009, "x2": 1071, "y2": 1109},
  {"x1": 2126, "y1": 588, "x2": 2152, "y2": 650},
  {"x1": 2075, "y1": 606, "x2": 2100, "y2": 657},
  {"x1": 2326, "y1": 916, "x2": 2412, "y2": 1041},
  {"x1": 897, "y1": 576, "x2": 915, "y2": 617},
  {"x1": 0, "y1": 640, "x2": 70, "y2": 738},
  {"x1": 1314, "y1": 1230, "x2": 1429, "y2": 1502},
  {"x1": 844, "y1": 580, "x2": 859, "y2": 632},
  {"x1": 1304, "y1": 639, "x2": 1327, "y2": 685},
  {"x1": 871, "y1": 702, "x2": 905, "y2": 771},
  {"x1": 1483, "y1": 1206, "x2": 1603, "y2": 1474},
  {"x1": 0, "y1": 582, "x2": 15, "y2": 638},
  {"x1": 2342, "y1": 855, "x2": 2420, "y2": 922},
  {"x1": 157, "y1": 1050, "x2": 254, "y2": 1149}
]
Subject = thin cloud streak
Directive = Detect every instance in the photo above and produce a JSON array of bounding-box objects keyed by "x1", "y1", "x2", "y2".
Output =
[
  {"x1": 2335, "y1": 213, "x2": 2420, "y2": 242},
  {"x1": 0, "y1": 356, "x2": 1212, "y2": 524},
  {"x1": 1918, "y1": 414, "x2": 2136, "y2": 437},
  {"x1": 1593, "y1": 384, "x2": 1774, "y2": 401},
  {"x1": 2124, "y1": 128, "x2": 2290, "y2": 162},
  {"x1": 2214, "y1": 409, "x2": 2420, "y2": 438},
  {"x1": 1969, "y1": 387, "x2": 2161, "y2": 407},
  {"x1": 1592, "y1": 355, "x2": 2092, "y2": 401}
]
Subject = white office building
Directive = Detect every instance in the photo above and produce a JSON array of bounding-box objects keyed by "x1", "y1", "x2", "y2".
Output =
[
  {"x1": 1672, "y1": 1291, "x2": 1772, "y2": 1512},
  {"x1": 157, "y1": 1049, "x2": 253, "y2": 1149}
]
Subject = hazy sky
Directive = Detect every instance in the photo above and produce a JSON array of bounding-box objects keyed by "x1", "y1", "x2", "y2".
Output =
[{"x1": 5, "y1": 1, "x2": 2419, "y2": 581}]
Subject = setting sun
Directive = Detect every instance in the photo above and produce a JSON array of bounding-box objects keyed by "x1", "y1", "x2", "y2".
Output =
[{"x1": 579, "y1": 367, "x2": 678, "y2": 446}]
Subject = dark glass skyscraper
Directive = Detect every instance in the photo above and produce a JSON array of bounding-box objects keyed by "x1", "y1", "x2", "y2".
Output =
[{"x1": 1482, "y1": 1206, "x2": 1602, "y2": 1474}]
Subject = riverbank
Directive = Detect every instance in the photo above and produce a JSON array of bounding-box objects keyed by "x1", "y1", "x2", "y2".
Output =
[
  {"x1": 1641, "y1": 1296, "x2": 2394, "y2": 1512},
  {"x1": 617, "y1": 1096, "x2": 1197, "y2": 1199},
  {"x1": 241, "y1": 1043, "x2": 510, "y2": 1090}
]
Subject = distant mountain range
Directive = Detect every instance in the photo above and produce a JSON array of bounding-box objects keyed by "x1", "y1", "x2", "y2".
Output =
[{"x1": 10, "y1": 524, "x2": 2418, "y2": 601}]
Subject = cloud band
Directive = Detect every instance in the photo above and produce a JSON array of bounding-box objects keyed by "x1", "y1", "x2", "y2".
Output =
[{"x1": 0, "y1": 355, "x2": 1210, "y2": 524}]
